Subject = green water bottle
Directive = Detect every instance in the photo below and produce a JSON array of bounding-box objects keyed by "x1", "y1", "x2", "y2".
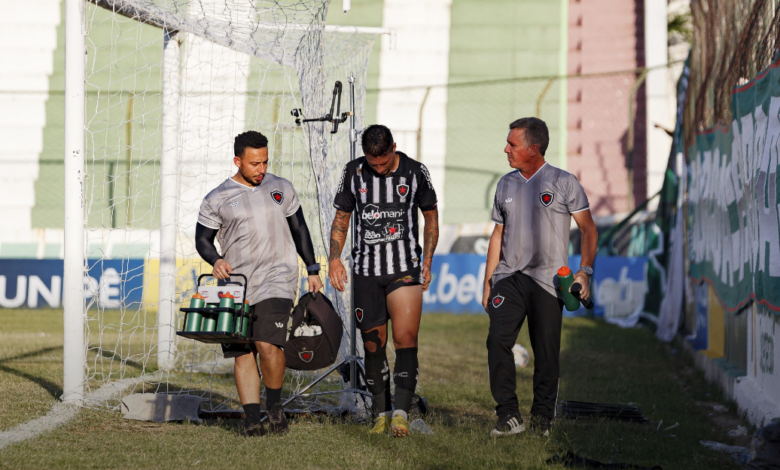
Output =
[
  {"x1": 557, "y1": 266, "x2": 581, "y2": 312},
  {"x1": 201, "y1": 303, "x2": 218, "y2": 332},
  {"x1": 183, "y1": 293, "x2": 206, "y2": 332},
  {"x1": 216, "y1": 292, "x2": 236, "y2": 333},
  {"x1": 235, "y1": 300, "x2": 251, "y2": 337}
]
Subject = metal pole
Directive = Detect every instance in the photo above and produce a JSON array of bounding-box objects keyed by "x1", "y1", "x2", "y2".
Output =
[
  {"x1": 108, "y1": 161, "x2": 116, "y2": 228},
  {"x1": 62, "y1": 0, "x2": 86, "y2": 404},
  {"x1": 125, "y1": 94, "x2": 134, "y2": 226},
  {"x1": 416, "y1": 87, "x2": 431, "y2": 162},
  {"x1": 348, "y1": 75, "x2": 358, "y2": 393},
  {"x1": 157, "y1": 29, "x2": 181, "y2": 371},
  {"x1": 535, "y1": 76, "x2": 555, "y2": 118}
]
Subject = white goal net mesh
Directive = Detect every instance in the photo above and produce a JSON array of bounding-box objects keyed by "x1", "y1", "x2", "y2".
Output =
[{"x1": 79, "y1": 0, "x2": 376, "y2": 414}]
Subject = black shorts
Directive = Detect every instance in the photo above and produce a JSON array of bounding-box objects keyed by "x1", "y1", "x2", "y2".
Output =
[
  {"x1": 353, "y1": 267, "x2": 421, "y2": 331},
  {"x1": 221, "y1": 297, "x2": 293, "y2": 358}
]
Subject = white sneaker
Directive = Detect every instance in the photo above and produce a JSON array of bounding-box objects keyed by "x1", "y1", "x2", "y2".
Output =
[{"x1": 490, "y1": 414, "x2": 526, "y2": 437}]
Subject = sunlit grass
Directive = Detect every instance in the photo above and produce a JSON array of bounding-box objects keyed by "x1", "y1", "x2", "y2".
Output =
[{"x1": 0, "y1": 310, "x2": 739, "y2": 469}]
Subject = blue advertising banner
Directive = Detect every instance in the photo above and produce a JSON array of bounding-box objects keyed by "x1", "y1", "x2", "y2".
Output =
[
  {"x1": 570, "y1": 255, "x2": 649, "y2": 327},
  {"x1": 3, "y1": 255, "x2": 648, "y2": 317},
  {"x1": 423, "y1": 254, "x2": 486, "y2": 313},
  {"x1": 0, "y1": 259, "x2": 145, "y2": 309}
]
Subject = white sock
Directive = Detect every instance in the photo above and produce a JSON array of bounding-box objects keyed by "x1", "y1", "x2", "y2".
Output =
[{"x1": 393, "y1": 410, "x2": 408, "y2": 421}]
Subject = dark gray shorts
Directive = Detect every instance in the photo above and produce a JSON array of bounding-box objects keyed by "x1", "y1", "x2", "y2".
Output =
[{"x1": 221, "y1": 297, "x2": 292, "y2": 358}]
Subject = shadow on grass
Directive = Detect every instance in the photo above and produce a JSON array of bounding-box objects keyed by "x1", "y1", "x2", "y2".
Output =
[
  {"x1": 98, "y1": 348, "x2": 147, "y2": 372},
  {"x1": 423, "y1": 406, "x2": 492, "y2": 427},
  {"x1": 547, "y1": 319, "x2": 734, "y2": 469},
  {"x1": 0, "y1": 346, "x2": 60, "y2": 364},
  {"x1": 0, "y1": 346, "x2": 63, "y2": 399}
]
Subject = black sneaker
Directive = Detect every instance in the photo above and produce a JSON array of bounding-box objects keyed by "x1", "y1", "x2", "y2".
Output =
[
  {"x1": 528, "y1": 415, "x2": 552, "y2": 437},
  {"x1": 241, "y1": 420, "x2": 266, "y2": 437},
  {"x1": 490, "y1": 414, "x2": 525, "y2": 437},
  {"x1": 267, "y1": 403, "x2": 289, "y2": 435}
]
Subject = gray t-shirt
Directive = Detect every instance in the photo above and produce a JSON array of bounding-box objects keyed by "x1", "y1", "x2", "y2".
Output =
[
  {"x1": 491, "y1": 163, "x2": 590, "y2": 297},
  {"x1": 197, "y1": 174, "x2": 300, "y2": 304}
]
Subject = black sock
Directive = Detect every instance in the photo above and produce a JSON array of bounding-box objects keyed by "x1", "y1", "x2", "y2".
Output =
[
  {"x1": 394, "y1": 388, "x2": 415, "y2": 418},
  {"x1": 361, "y1": 329, "x2": 391, "y2": 414},
  {"x1": 371, "y1": 389, "x2": 392, "y2": 416},
  {"x1": 243, "y1": 403, "x2": 261, "y2": 426},
  {"x1": 393, "y1": 347, "x2": 419, "y2": 414},
  {"x1": 265, "y1": 387, "x2": 282, "y2": 409}
]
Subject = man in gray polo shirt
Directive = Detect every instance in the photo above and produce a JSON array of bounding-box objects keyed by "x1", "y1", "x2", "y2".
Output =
[
  {"x1": 482, "y1": 117, "x2": 597, "y2": 437},
  {"x1": 195, "y1": 130, "x2": 323, "y2": 436}
]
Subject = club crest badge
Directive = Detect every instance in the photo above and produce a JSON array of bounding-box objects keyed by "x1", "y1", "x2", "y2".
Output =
[
  {"x1": 492, "y1": 294, "x2": 505, "y2": 308},
  {"x1": 299, "y1": 350, "x2": 314, "y2": 363},
  {"x1": 396, "y1": 184, "x2": 410, "y2": 197},
  {"x1": 355, "y1": 308, "x2": 364, "y2": 322},
  {"x1": 270, "y1": 190, "x2": 283, "y2": 205},
  {"x1": 540, "y1": 190, "x2": 554, "y2": 207}
]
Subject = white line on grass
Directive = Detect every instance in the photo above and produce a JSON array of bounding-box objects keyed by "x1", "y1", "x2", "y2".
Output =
[{"x1": 0, "y1": 377, "x2": 144, "y2": 451}]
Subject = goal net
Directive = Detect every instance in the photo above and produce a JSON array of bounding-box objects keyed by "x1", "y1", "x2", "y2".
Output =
[{"x1": 72, "y1": 0, "x2": 377, "y2": 414}]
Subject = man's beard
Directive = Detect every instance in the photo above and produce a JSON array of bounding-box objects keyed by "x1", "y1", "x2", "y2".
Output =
[{"x1": 241, "y1": 169, "x2": 263, "y2": 186}]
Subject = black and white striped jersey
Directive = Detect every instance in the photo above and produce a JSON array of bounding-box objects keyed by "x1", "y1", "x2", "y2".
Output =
[{"x1": 333, "y1": 152, "x2": 437, "y2": 277}]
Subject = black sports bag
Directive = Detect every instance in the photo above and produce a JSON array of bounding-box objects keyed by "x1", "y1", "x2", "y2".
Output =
[{"x1": 284, "y1": 292, "x2": 344, "y2": 371}]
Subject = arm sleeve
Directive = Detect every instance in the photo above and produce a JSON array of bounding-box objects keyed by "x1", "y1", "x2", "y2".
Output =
[
  {"x1": 286, "y1": 207, "x2": 320, "y2": 274},
  {"x1": 197, "y1": 198, "x2": 222, "y2": 230},
  {"x1": 195, "y1": 223, "x2": 223, "y2": 266},
  {"x1": 333, "y1": 164, "x2": 356, "y2": 212},
  {"x1": 415, "y1": 163, "x2": 438, "y2": 211},
  {"x1": 491, "y1": 180, "x2": 505, "y2": 225},
  {"x1": 566, "y1": 174, "x2": 590, "y2": 214}
]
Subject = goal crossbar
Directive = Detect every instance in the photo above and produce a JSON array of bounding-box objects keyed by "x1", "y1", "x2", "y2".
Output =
[{"x1": 89, "y1": 0, "x2": 392, "y2": 59}]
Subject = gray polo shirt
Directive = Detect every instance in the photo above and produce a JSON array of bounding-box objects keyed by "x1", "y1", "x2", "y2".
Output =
[
  {"x1": 197, "y1": 174, "x2": 300, "y2": 304},
  {"x1": 491, "y1": 162, "x2": 590, "y2": 297}
]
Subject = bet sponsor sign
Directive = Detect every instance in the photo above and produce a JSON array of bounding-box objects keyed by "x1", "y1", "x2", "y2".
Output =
[
  {"x1": 421, "y1": 254, "x2": 649, "y2": 317},
  {"x1": 422, "y1": 255, "x2": 487, "y2": 313}
]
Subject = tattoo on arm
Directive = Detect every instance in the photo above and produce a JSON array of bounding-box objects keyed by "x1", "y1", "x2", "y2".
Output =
[
  {"x1": 329, "y1": 210, "x2": 351, "y2": 262},
  {"x1": 422, "y1": 208, "x2": 439, "y2": 264}
]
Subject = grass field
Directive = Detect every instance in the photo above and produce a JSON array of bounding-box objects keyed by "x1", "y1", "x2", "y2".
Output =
[{"x1": 0, "y1": 309, "x2": 745, "y2": 469}]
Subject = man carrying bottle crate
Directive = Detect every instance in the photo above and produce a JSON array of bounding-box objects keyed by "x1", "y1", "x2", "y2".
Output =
[{"x1": 195, "y1": 131, "x2": 322, "y2": 436}]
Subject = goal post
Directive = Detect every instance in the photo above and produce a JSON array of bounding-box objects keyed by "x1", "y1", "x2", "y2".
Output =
[
  {"x1": 63, "y1": 0, "x2": 389, "y2": 413},
  {"x1": 157, "y1": 28, "x2": 180, "y2": 372},
  {"x1": 62, "y1": 0, "x2": 87, "y2": 404}
]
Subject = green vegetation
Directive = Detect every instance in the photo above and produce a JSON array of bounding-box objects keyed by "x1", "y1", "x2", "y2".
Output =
[{"x1": 1, "y1": 310, "x2": 741, "y2": 469}]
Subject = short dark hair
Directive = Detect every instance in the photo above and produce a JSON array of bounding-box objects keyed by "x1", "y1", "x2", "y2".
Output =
[
  {"x1": 234, "y1": 130, "x2": 268, "y2": 157},
  {"x1": 509, "y1": 117, "x2": 549, "y2": 156},
  {"x1": 361, "y1": 124, "x2": 394, "y2": 157}
]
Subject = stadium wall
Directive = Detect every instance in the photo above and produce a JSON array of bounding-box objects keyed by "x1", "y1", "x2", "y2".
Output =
[
  {"x1": 0, "y1": 0, "x2": 680, "y2": 250},
  {"x1": 680, "y1": 55, "x2": 780, "y2": 427},
  {"x1": 0, "y1": 1, "x2": 61, "y2": 241}
]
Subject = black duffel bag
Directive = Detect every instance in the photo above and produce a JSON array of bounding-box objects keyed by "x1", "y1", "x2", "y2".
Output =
[{"x1": 284, "y1": 292, "x2": 344, "y2": 371}]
